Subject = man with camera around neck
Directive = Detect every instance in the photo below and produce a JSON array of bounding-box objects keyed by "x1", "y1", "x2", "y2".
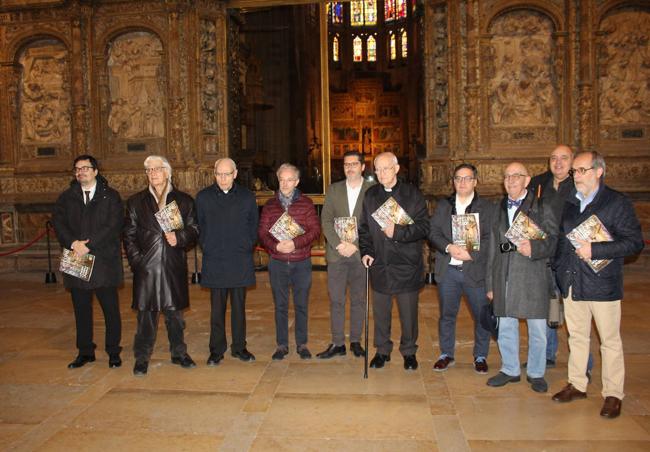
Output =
[{"x1": 485, "y1": 162, "x2": 559, "y2": 393}]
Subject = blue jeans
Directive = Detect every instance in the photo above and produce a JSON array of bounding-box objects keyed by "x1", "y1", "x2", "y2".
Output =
[
  {"x1": 437, "y1": 266, "x2": 490, "y2": 359},
  {"x1": 547, "y1": 325, "x2": 594, "y2": 371},
  {"x1": 268, "y1": 258, "x2": 312, "y2": 348},
  {"x1": 498, "y1": 317, "x2": 546, "y2": 378}
]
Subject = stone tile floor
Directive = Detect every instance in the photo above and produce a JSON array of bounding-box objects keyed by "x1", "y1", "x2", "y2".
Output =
[{"x1": 0, "y1": 268, "x2": 649, "y2": 451}]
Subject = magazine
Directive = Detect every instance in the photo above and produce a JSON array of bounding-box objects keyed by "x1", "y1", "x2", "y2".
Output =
[
  {"x1": 505, "y1": 211, "x2": 547, "y2": 243},
  {"x1": 566, "y1": 214, "x2": 613, "y2": 273},
  {"x1": 334, "y1": 216, "x2": 358, "y2": 243},
  {"x1": 59, "y1": 248, "x2": 95, "y2": 282},
  {"x1": 269, "y1": 211, "x2": 305, "y2": 241},
  {"x1": 371, "y1": 197, "x2": 414, "y2": 229},
  {"x1": 155, "y1": 200, "x2": 184, "y2": 233},
  {"x1": 452, "y1": 213, "x2": 480, "y2": 251}
]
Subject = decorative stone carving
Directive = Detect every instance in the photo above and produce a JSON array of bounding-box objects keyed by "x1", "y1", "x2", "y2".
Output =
[
  {"x1": 486, "y1": 11, "x2": 557, "y2": 128},
  {"x1": 433, "y1": 3, "x2": 448, "y2": 147},
  {"x1": 18, "y1": 40, "x2": 71, "y2": 153},
  {"x1": 200, "y1": 18, "x2": 218, "y2": 134},
  {"x1": 107, "y1": 32, "x2": 165, "y2": 139},
  {"x1": 227, "y1": 14, "x2": 242, "y2": 157},
  {"x1": 598, "y1": 8, "x2": 650, "y2": 142},
  {"x1": 579, "y1": 84, "x2": 593, "y2": 149}
]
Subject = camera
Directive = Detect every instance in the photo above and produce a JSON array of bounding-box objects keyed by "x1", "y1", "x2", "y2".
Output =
[{"x1": 499, "y1": 242, "x2": 517, "y2": 253}]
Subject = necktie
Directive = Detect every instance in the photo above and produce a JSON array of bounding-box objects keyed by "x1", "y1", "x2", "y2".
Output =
[
  {"x1": 84, "y1": 190, "x2": 90, "y2": 205},
  {"x1": 507, "y1": 198, "x2": 522, "y2": 209}
]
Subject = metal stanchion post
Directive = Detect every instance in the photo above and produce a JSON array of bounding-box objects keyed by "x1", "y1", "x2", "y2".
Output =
[
  {"x1": 191, "y1": 246, "x2": 201, "y2": 284},
  {"x1": 45, "y1": 221, "x2": 57, "y2": 284}
]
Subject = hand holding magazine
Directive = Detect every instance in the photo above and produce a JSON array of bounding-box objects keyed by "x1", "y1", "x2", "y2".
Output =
[
  {"x1": 334, "y1": 216, "x2": 358, "y2": 243},
  {"x1": 59, "y1": 248, "x2": 95, "y2": 282},
  {"x1": 155, "y1": 200, "x2": 184, "y2": 233},
  {"x1": 269, "y1": 211, "x2": 305, "y2": 241},
  {"x1": 566, "y1": 214, "x2": 613, "y2": 272},
  {"x1": 505, "y1": 211, "x2": 547, "y2": 243},
  {"x1": 371, "y1": 197, "x2": 414, "y2": 229}
]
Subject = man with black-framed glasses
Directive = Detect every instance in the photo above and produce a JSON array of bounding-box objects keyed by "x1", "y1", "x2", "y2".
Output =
[
  {"x1": 429, "y1": 163, "x2": 494, "y2": 374},
  {"x1": 552, "y1": 151, "x2": 644, "y2": 419},
  {"x1": 53, "y1": 155, "x2": 123, "y2": 369},
  {"x1": 196, "y1": 158, "x2": 259, "y2": 366}
]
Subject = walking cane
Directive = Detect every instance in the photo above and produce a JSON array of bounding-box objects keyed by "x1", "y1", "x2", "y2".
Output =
[{"x1": 364, "y1": 265, "x2": 369, "y2": 379}]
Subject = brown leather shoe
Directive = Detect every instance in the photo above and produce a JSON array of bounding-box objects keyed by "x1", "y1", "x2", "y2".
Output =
[
  {"x1": 433, "y1": 356, "x2": 455, "y2": 372},
  {"x1": 473, "y1": 358, "x2": 488, "y2": 374},
  {"x1": 600, "y1": 396, "x2": 622, "y2": 418},
  {"x1": 552, "y1": 383, "x2": 587, "y2": 403}
]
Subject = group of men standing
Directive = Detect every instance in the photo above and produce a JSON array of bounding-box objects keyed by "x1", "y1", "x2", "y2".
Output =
[{"x1": 53, "y1": 146, "x2": 643, "y2": 419}]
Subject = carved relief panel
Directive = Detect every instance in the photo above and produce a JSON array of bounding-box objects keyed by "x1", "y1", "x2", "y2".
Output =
[
  {"x1": 105, "y1": 31, "x2": 166, "y2": 154},
  {"x1": 484, "y1": 9, "x2": 559, "y2": 150},
  {"x1": 18, "y1": 39, "x2": 71, "y2": 160},
  {"x1": 433, "y1": 3, "x2": 449, "y2": 149},
  {"x1": 597, "y1": 7, "x2": 650, "y2": 148},
  {"x1": 200, "y1": 18, "x2": 219, "y2": 154}
]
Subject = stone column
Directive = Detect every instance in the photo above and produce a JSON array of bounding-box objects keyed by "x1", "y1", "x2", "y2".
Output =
[{"x1": 577, "y1": 0, "x2": 594, "y2": 150}]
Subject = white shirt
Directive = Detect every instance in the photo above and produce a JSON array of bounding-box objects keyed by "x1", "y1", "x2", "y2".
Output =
[
  {"x1": 82, "y1": 182, "x2": 97, "y2": 204},
  {"x1": 507, "y1": 192, "x2": 527, "y2": 226},
  {"x1": 346, "y1": 181, "x2": 362, "y2": 217},
  {"x1": 449, "y1": 192, "x2": 474, "y2": 266}
]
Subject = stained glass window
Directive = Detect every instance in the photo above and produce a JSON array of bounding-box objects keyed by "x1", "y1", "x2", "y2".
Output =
[
  {"x1": 329, "y1": 2, "x2": 344, "y2": 25},
  {"x1": 351, "y1": 0, "x2": 377, "y2": 26},
  {"x1": 333, "y1": 35, "x2": 340, "y2": 62},
  {"x1": 397, "y1": 0, "x2": 407, "y2": 19},
  {"x1": 353, "y1": 36, "x2": 363, "y2": 62},
  {"x1": 351, "y1": 1, "x2": 363, "y2": 26},
  {"x1": 401, "y1": 29, "x2": 408, "y2": 58},
  {"x1": 364, "y1": 0, "x2": 377, "y2": 26},
  {"x1": 385, "y1": 0, "x2": 395, "y2": 22},
  {"x1": 389, "y1": 33, "x2": 397, "y2": 60},
  {"x1": 367, "y1": 35, "x2": 377, "y2": 62}
]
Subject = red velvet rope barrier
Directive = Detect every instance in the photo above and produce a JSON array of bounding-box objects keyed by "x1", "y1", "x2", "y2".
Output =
[{"x1": 0, "y1": 229, "x2": 50, "y2": 257}]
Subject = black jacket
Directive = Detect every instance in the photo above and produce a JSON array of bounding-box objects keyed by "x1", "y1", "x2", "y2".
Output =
[
  {"x1": 196, "y1": 183, "x2": 259, "y2": 288},
  {"x1": 428, "y1": 192, "x2": 494, "y2": 287},
  {"x1": 52, "y1": 175, "x2": 124, "y2": 289},
  {"x1": 123, "y1": 187, "x2": 199, "y2": 311},
  {"x1": 359, "y1": 181, "x2": 429, "y2": 295},
  {"x1": 528, "y1": 170, "x2": 576, "y2": 220},
  {"x1": 554, "y1": 184, "x2": 644, "y2": 301}
]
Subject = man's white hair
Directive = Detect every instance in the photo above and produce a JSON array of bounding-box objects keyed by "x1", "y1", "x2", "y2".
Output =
[
  {"x1": 373, "y1": 152, "x2": 398, "y2": 167},
  {"x1": 214, "y1": 158, "x2": 237, "y2": 171},
  {"x1": 144, "y1": 155, "x2": 172, "y2": 180},
  {"x1": 276, "y1": 163, "x2": 300, "y2": 179}
]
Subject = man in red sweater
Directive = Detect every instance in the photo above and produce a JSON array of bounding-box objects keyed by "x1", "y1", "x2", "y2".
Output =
[{"x1": 258, "y1": 163, "x2": 321, "y2": 360}]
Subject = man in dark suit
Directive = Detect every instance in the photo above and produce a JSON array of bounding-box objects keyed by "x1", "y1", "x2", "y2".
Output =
[
  {"x1": 429, "y1": 163, "x2": 493, "y2": 374},
  {"x1": 196, "y1": 158, "x2": 259, "y2": 366},
  {"x1": 317, "y1": 151, "x2": 374, "y2": 359},
  {"x1": 53, "y1": 155, "x2": 123, "y2": 369},
  {"x1": 552, "y1": 151, "x2": 644, "y2": 418}
]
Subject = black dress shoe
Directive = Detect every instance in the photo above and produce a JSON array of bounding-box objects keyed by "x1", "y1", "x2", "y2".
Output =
[
  {"x1": 133, "y1": 361, "x2": 148, "y2": 376},
  {"x1": 108, "y1": 354, "x2": 122, "y2": 369},
  {"x1": 297, "y1": 345, "x2": 312, "y2": 360},
  {"x1": 403, "y1": 354, "x2": 418, "y2": 370},
  {"x1": 171, "y1": 354, "x2": 197, "y2": 368},
  {"x1": 316, "y1": 344, "x2": 346, "y2": 359},
  {"x1": 207, "y1": 353, "x2": 224, "y2": 366},
  {"x1": 350, "y1": 342, "x2": 365, "y2": 357},
  {"x1": 369, "y1": 353, "x2": 390, "y2": 369},
  {"x1": 272, "y1": 347, "x2": 289, "y2": 360},
  {"x1": 232, "y1": 348, "x2": 256, "y2": 362},
  {"x1": 68, "y1": 354, "x2": 96, "y2": 369}
]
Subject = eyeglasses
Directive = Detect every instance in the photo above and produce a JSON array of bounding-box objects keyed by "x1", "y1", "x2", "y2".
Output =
[
  {"x1": 375, "y1": 166, "x2": 395, "y2": 174},
  {"x1": 343, "y1": 162, "x2": 361, "y2": 168},
  {"x1": 279, "y1": 178, "x2": 297, "y2": 183},
  {"x1": 453, "y1": 176, "x2": 475, "y2": 183},
  {"x1": 215, "y1": 170, "x2": 235, "y2": 178},
  {"x1": 145, "y1": 167, "x2": 165, "y2": 175},
  {"x1": 73, "y1": 166, "x2": 94, "y2": 174},
  {"x1": 504, "y1": 173, "x2": 527, "y2": 181},
  {"x1": 570, "y1": 167, "x2": 594, "y2": 176}
]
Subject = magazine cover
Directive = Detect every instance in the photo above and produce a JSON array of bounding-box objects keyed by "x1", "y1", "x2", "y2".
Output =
[
  {"x1": 371, "y1": 197, "x2": 414, "y2": 229},
  {"x1": 269, "y1": 211, "x2": 305, "y2": 241},
  {"x1": 334, "y1": 216, "x2": 358, "y2": 243},
  {"x1": 452, "y1": 213, "x2": 480, "y2": 251},
  {"x1": 505, "y1": 211, "x2": 547, "y2": 243},
  {"x1": 566, "y1": 214, "x2": 613, "y2": 272},
  {"x1": 155, "y1": 200, "x2": 184, "y2": 233},
  {"x1": 59, "y1": 248, "x2": 95, "y2": 282}
]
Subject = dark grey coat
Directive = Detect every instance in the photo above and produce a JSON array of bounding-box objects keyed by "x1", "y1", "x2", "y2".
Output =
[{"x1": 486, "y1": 190, "x2": 559, "y2": 319}]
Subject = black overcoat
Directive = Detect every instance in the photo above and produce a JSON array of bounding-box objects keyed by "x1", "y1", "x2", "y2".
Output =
[
  {"x1": 123, "y1": 187, "x2": 198, "y2": 311},
  {"x1": 52, "y1": 175, "x2": 124, "y2": 289}
]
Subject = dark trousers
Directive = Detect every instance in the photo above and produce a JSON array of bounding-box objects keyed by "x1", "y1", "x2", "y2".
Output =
[
  {"x1": 209, "y1": 287, "x2": 247, "y2": 356},
  {"x1": 372, "y1": 290, "x2": 419, "y2": 356},
  {"x1": 70, "y1": 287, "x2": 122, "y2": 356},
  {"x1": 268, "y1": 257, "x2": 312, "y2": 348},
  {"x1": 437, "y1": 266, "x2": 490, "y2": 359},
  {"x1": 133, "y1": 310, "x2": 188, "y2": 362},
  {"x1": 326, "y1": 258, "x2": 366, "y2": 345}
]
